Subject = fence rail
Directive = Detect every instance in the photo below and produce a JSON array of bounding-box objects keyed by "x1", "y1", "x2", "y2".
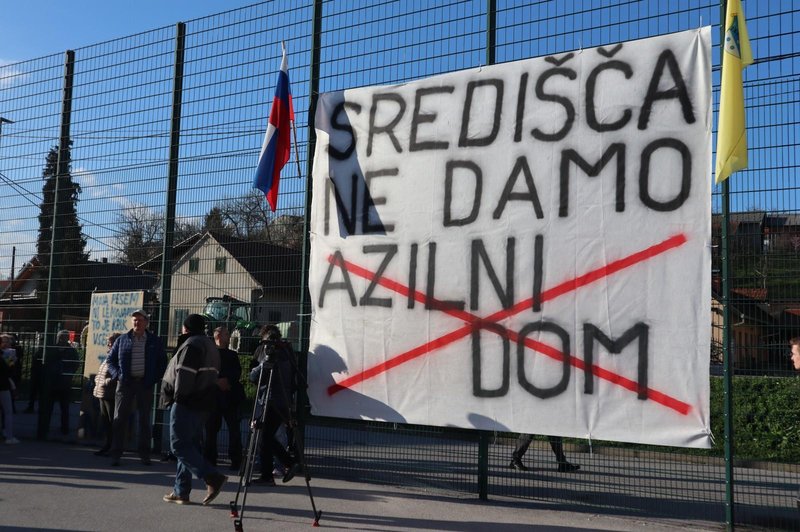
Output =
[{"x1": 2, "y1": 1, "x2": 799, "y2": 529}]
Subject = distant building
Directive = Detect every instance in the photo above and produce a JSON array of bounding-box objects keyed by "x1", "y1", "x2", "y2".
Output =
[
  {"x1": 0, "y1": 257, "x2": 158, "y2": 332},
  {"x1": 146, "y1": 231, "x2": 302, "y2": 344}
]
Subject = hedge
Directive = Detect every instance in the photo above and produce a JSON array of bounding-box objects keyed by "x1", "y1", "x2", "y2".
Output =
[
  {"x1": 710, "y1": 375, "x2": 800, "y2": 463},
  {"x1": 542, "y1": 375, "x2": 800, "y2": 464}
]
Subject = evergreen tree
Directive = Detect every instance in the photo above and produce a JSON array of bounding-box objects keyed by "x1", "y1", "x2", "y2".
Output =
[{"x1": 36, "y1": 144, "x2": 88, "y2": 311}]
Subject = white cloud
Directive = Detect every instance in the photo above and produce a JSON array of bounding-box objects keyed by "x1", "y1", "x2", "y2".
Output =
[
  {"x1": 0, "y1": 59, "x2": 27, "y2": 89},
  {"x1": 74, "y1": 166, "x2": 97, "y2": 187},
  {"x1": 73, "y1": 166, "x2": 127, "y2": 206}
]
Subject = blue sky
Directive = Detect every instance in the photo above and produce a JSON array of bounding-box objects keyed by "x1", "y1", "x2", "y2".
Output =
[{"x1": 0, "y1": 0, "x2": 235, "y2": 63}]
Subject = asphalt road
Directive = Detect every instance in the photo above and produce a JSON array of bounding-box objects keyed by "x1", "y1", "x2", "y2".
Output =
[
  {"x1": 0, "y1": 438, "x2": 730, "y2": 532},
  {"x1": 4, "y1": 401, "x2": 790, "y2": 531}
]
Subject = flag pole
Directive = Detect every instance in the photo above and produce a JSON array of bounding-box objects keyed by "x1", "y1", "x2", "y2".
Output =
[
  {"x1": 291, "y1": 117, "x2": 302, "y2": 181},
  {"x1": 718, "y1": 0, "x2": 734, "y2": 525},
  {"x1": 282, "y1": 39, "x2": 303, "y2": 182}
]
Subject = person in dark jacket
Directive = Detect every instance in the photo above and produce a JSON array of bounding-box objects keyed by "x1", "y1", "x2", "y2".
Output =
[
  {"x1": 161, "y1": 314, "x2": 227, "y2": 506},
  {"x1": 37, "y1": 330, "x2": 79, "y2": 440},
  {"x1": 204, "y1": 326, "x2": 244, "y2": 471},
  {"x1": 0, "y1": 334, "x2": 18, "y2": 444},
  {"x1": 24, "y1": 339, "x2": 42, "y2": 414},
  {"x1": 7, "y1": 334, "x2": 23, "y2": 413},
  {"x1": 249, "y1": 324, "x2": 300, "y2": 486},
  {"x1": 106, "y1": 309, "x2": 167, "y2": 466}
]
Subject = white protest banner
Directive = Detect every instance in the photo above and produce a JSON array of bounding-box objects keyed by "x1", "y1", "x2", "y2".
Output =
[
  {"x1": 308, "y1": 28, "x2": 712, "y2": 448},
  {"x1": 83, "y1": 290, "x2": 144, "y2": 377}
]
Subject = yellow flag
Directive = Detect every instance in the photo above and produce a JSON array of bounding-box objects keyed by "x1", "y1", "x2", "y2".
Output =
[{"x1": 715, "y1": 0, "x2": 753, "y2": 184}]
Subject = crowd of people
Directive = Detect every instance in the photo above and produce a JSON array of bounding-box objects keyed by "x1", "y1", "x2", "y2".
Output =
[
  {"x1": 0, "y1": 309, "x2": 303, "y2": 507},
  {"x1": 103, "y1": 309, "x2": 302, "y2": 505},
  {"x1": 1, "y1": 328, "x2": 81, "y2": 442}
]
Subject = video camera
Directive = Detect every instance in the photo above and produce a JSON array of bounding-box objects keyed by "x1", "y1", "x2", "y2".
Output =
[{"x1": 256, "y1": 326, "x2": 284, "y2": 367}]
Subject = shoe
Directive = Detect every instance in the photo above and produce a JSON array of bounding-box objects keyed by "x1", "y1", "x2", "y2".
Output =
[
  {"x1": 163, "y1": 492, "x2": 190, "y2": 505},
  {"x1": 111, "y1": 458, "x2": 121, "y2": 467},
  {"x1": 94, "y1": 447, "x2": 110, "y2": 456},
  {"x1": 282, "y1": 462, "x2": 302, "y2": 483},
  {"x1": 252, "y1": 475, "x2": 276, "y2": 486},
  {"x1": 5, "y1": 437, "x2": 20, "y2": 445},
  {"x1": 557, "y1": 461, "x2": 580, "y2": 473},
  {"x1": 509, "y1": 458, "x2": 529, "y2": 471},
  {"x1": 161, "y1": 452, "x2": 177, "y2": 462},
  {"x1": 202, "y1": 473, "x2": 227, "y2": 505},
  {"x1": 140, "y1": 456, "x2": 152, "y2": 466}
]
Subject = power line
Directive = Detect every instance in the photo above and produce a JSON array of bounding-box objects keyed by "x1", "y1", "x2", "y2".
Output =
[{"x1": 0, "y1": 169, "x2": 129, "y2": 252}]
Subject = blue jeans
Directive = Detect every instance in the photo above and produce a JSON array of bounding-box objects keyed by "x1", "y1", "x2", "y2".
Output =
[{"x1": 169, "y1": 402, "x2": 216, "y2": 497}]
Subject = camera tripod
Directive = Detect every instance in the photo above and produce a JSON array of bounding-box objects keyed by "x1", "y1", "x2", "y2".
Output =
[{"x1": 229, "y1": 350, "x2": 322, "y2": 530}]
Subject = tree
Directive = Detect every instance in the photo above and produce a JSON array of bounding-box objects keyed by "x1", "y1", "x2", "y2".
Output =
[
  {"x1": 36, "y1": 144, "x2": 88, "y2": 310},
  {"x1": 115, "y1": 204, "x2": 201, "y2": 265},
  {"x1": 115, "y1": 205, "x2": 164, "y2": 266},
  {"x1": 203, "y1": 206, "x2": 234, "y2": 238},
  {"x1": 268, "y1": 214, "x2": 305, "y2": 250},
  {"x1": 115, "y1": 193, "x2": 305, "y2": 267},
  {"x1": 37, "y1": 144, "x2": 88, "y2": 265},
  {"x1": 212, "y1": 190, "x2": 305, "y2": 249},
  {"x1": 216, "y1": 190, "x2": 271, "y2": 240}
]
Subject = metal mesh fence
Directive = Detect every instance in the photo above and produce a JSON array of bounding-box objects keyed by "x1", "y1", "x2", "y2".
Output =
[{"x1": 1, "y1": 0, "x2": 799, "y2": 528}]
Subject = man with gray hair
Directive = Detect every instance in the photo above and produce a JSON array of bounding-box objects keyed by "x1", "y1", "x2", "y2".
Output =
[{"x1": 106, "y1": 309, "x2": 167, "y2": 466}]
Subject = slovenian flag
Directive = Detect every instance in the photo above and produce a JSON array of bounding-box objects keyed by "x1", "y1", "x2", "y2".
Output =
[{"x1": 253, "y1": 43, "x2": 294, "y2": 211}]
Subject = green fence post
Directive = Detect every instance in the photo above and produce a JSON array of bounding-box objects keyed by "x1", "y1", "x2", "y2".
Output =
[
  {"x1": 719, "y1": 2, "x2": 735, "y2": 530},
  {"x1": 478, "y1": 431, "x2": 489, "y2": 500},
  {"x1": 475, "y1": 0, "x2": 496, "y2": 503},
  {"x1": 152, "y1": 22, "x2": 186, "y2": 455},
  {"x1": 157, "y1": 21, "x2": 186, "y2": 342},
  {"x1": 486, "y1": 0, "x2": 496, "y2": 67},
  {"x1": 297, "y1": 0, "x2": 323, "y2": 429},
  {"x1": 38, "y1": 49, "x2": 75, "y2": 440}
]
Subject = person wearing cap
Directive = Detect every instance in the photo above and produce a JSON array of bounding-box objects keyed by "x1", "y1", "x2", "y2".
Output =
[
  {"x1": 106, "y1": 309, "x2": 167, "y2": 466},
  {"x1": 160, "y1": 313, "x2": 227, "y2": 505}
]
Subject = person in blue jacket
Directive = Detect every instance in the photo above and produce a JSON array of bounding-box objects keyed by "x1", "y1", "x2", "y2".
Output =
[{"x1": 106, "y1": 309, "x2": 167, "y2": 466}]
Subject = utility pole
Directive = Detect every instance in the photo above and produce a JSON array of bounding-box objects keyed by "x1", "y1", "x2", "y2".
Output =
[{"x1": 0, "y1": 116, "x2": 13, "y2": 155}]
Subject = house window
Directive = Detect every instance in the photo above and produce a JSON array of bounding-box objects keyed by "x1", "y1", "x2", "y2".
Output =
[
  {"x1": 215, "y1": 257, "x2": 227, "y2": 273},
  {"x1": 173, "y1": 308, "x2": 189, "y2": 338},
  {"x1": 188, "y1": 258, "x2": 199, "y2": 273}
]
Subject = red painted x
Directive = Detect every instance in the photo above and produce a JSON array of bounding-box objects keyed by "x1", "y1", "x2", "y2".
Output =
[{"x1": 325, "y1": 232, "x2": 692, "y2": 416}]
